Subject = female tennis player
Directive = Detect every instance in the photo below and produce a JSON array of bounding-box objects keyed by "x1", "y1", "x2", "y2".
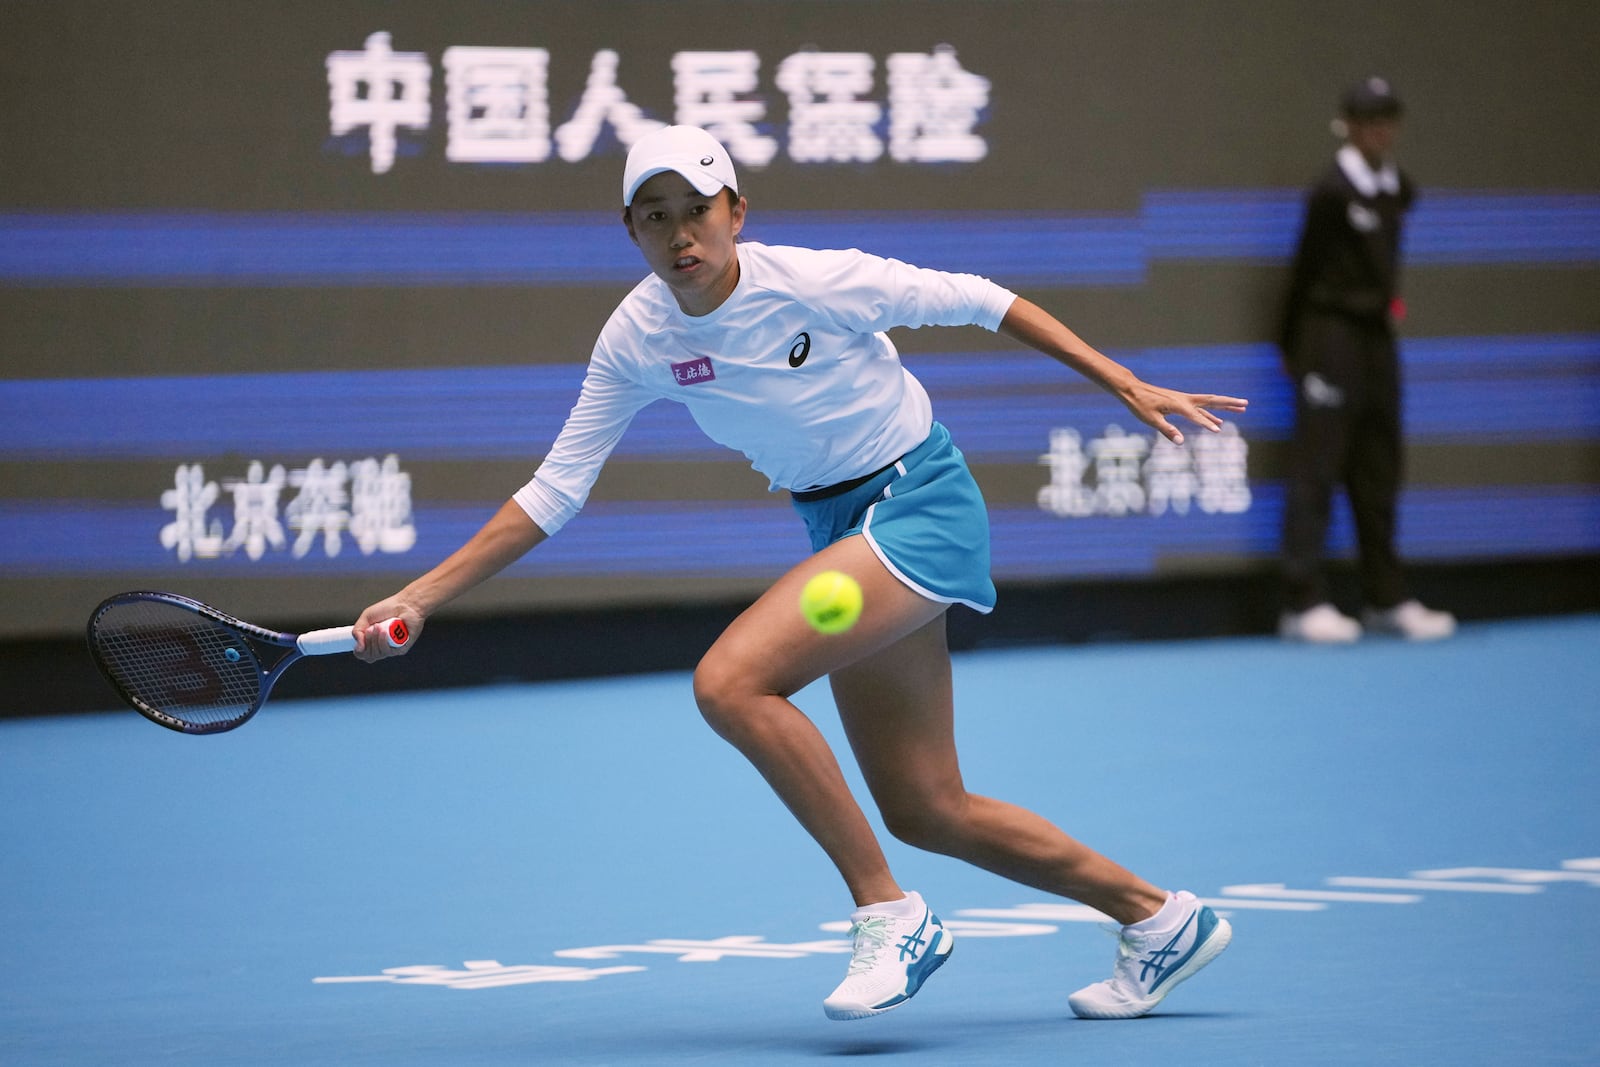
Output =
[{"x1": 352, "y1": 125, "x2": 1245, "y2": 1021}]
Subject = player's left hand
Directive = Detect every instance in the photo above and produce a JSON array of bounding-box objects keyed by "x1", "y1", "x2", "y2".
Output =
[{"x1": 1122, "y1": 383, "x2": 1248, "y2": 445}]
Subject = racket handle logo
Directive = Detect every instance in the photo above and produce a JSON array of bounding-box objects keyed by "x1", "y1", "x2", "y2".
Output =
[{"x1": 385, "y1": 619, "x2": 410, "y2": 647}]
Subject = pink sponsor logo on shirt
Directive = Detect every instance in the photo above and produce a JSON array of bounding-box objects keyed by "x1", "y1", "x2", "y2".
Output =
[{"x1": 671, "y1": 356, "x2": 717, "y2": 385}]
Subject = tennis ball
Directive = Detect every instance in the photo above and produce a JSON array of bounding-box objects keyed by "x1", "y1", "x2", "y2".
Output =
[{"x1": 800, "y1": 570, "x2": 863, "y2": 634}]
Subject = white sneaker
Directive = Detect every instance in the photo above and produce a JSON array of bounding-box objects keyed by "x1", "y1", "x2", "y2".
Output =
[
  {"x1": 823, "y1": 891, "x2": 953, "y2": 1020},
  {"x1": 1068, "y1": 891, "x2": 1232, "y2": 1020},
  {"x1": 1278, "y1": 603, "x2": 1362, "y2": 643},
  {"x1": 1362, "y1": 599, "x2": 1456, "y2": 640}
]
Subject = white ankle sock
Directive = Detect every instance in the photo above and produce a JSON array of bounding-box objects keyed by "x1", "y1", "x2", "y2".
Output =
[
  {"x1": 852, "y1": 892, "x2": 921, "y2": 921},
  {"x1": 1125, "y1": 892, "x2": 1180, "y2": 933}
]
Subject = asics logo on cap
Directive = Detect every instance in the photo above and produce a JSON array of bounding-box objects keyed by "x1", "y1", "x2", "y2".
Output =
[{"x1": 622, "y1": 125, "x2": 738, "y2": 205}]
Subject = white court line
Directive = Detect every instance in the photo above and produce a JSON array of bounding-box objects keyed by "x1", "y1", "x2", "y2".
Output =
[
  {"x1": 1411, "y1": 866, "x2": 1600, "y2": 885},
  {"x1": 1327, "y1": 876, "x2": 1541, "y2": 894},
  {"x1": 1221, "y1": 882, "x2": 1421, "y2": 904},
  {"x1": 1563, "y1": 858, "x2": 1600, "y2": 871},
  {"x1": 839, "y1": 918, "x2": 1060, "y2": 938},
  {"x1": 957, "y1": 904, "x2": 1110, "y2": 923},
  {"x1": 1196, "y1": 898, "x2": 1325, "y2": 912}
]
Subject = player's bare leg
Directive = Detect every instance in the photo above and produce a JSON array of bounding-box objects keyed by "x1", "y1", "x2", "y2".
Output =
[
  {"x1": 694, "y1": 534, "x2": 964, "y2": 1017},
  {"x1": 829, "y1": 613, "x2": 1167, "y2": 926},
  {"x1": 693, "y1": 534, "x2": 952, "y2": 905},
  {"x1": 830, "y1": 611, "x2": 1232, "y2": 1019}
]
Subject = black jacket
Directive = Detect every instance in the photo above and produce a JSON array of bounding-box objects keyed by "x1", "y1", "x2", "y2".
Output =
[{"x1": 1279, "y1": 148, "x2": 1416, "y2": 358}]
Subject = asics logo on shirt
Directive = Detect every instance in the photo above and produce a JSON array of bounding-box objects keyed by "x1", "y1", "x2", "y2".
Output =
[{"x1": 787, "y1": 332, "x2": 812, "y2": 368}]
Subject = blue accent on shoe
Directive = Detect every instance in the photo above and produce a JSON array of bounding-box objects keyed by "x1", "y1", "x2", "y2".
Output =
[
  {"x1": 1148, "y1": 905, "x2": 1219, "y2": 993},
  {"x1": 897, "y1": 912, "x2": 931, "y2": 962},
  {"x1": 901, "y1": 926, "x2": 950, "y2": 1000},
  {"x1": 1139, "y1": 911, "x2": 1193, "y2": 986}
]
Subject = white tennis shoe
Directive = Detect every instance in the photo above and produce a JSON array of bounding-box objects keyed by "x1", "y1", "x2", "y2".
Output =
[
  {"x1": 1279, "y1": 602, "x2": 1362, "y2": 643},
  {"x1": 1068, "y1": 891, "x2": 1231, "y2": 1019},
  {"x1": 1362, "y1": 599, "x2": 1457, "y2": 640},
  {"x1": 823, "y1": 891, "x2": 953, "y2": 1020}
]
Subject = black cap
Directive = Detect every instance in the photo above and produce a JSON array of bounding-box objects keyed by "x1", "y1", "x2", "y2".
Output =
[{"x1": 1340, "y1": 76, "x2": 1403, "y2": 120}]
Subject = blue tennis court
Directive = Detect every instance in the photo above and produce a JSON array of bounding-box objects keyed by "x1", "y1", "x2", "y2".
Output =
[{"x1": 4, "y1": 614, "x2": 1597, "y2": 1065}]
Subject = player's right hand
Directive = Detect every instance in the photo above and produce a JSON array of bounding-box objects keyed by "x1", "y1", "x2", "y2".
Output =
[{"x1": 352, "y1": 597, "x2": 422, "y2": 662}]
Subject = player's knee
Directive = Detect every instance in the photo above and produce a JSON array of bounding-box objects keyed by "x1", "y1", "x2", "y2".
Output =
[
  {"x1": 691, "y1": 654, "x2": 761, "y2": 741},
  {"x1": 880, "y1": 793, "x2": 967, "y2": 853}
]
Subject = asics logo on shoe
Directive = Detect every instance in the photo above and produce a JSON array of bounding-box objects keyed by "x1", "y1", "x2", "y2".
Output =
[
  {"x1": 1138, "y1": 911, "x2": 1196, "y2": 984},
  {"x1": 897, "y1": 913, "x2": 930, "y2": 962}
]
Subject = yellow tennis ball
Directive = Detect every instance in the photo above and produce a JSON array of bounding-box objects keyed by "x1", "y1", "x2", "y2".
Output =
[{"x1": 800, "y1": 570, "x2": 863, "y2": 634}]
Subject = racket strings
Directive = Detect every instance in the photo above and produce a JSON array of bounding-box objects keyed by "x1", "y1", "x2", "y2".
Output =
[{"x1": 92, "y1": 601, "x2": 263, "y2": 728}]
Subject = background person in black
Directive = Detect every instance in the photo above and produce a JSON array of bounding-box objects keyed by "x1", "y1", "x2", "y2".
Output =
[{"x1": 1277, "y1": 77, "x2": 1455, "y2": 643}]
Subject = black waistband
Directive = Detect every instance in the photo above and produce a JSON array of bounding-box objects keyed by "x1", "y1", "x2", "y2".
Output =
[{"x1": 790, "y1": 458, "x2": 900, "y2": 502}]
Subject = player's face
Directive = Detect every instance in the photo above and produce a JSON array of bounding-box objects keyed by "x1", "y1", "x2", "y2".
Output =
[{"x1": 623, "y1": 171, "x2": 746, "y2": 316}]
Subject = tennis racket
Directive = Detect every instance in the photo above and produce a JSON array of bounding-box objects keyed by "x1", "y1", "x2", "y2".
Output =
[{"x1": 87, "y1": 590, "x2": 408, "y2": 735}]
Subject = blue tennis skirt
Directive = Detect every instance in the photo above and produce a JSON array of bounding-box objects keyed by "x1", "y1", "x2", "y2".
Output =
[{"x1": 790, "y1": 422, "x2": 996, "y2": 613}]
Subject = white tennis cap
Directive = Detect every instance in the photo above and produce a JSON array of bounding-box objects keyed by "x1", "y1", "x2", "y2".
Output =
[{"x1": 622, "y1": 125, "x2": 738, "y2": 206}]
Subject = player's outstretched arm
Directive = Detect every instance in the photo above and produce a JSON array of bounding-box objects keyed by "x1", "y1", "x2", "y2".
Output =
[
  {"x1": 352, "y1": 499, "x2": 549, "y2": 661},
  {"x1": 998, "y1": 296, "x2": 1247, "y2": 444}
]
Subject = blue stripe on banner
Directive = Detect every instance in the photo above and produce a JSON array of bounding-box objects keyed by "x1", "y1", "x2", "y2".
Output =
[
  {"x1": 0, "y1": 213, "x2": 644, "y2": 286},
  {"x1": 990, "y1": 483, "x2": 1600, "y2": 577},
  {"x1": 1141, "y1": 190, "x2": 1600, "y2": 264},
  {"x1": 0, "y1": 210, "x2": 1144, "y2": 287},
  {"x1": 2, "y1": 334, "x2": 1593, "y2": 460},
  {"x1": 1141, "y1": 190, "x2": 1303, "y2": 259},
  {"x1": 3, "y1": 485, "x2": 1596, "y2": 577},
  {"x1": 1406, "y1": 193, "x2": 1600, "y2": 264},
  {"x1": 2, "y1": 191, "x2": 1596, "y2": 285},
  {"x1": 0, "y1": 500, "x2": 806, "y2": 577},
  {"x1": 751, "y1": 212, "x2": 1145, "y2": 284},
  {"x1": 0, "y1": 365, "x2": 721, "y2": 461}
]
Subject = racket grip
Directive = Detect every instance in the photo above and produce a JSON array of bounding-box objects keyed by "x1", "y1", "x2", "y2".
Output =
[{"x1": 298, "y1": 618, "x2": 408, "y2": 656}]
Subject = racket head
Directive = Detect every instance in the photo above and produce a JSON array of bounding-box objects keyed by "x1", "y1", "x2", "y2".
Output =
[{"x1": 87, "y1": 592, "x2": 290, "y2": 735}]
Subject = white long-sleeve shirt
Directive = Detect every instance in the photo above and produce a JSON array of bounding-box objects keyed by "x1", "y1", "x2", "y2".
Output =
[{"x1": 513, "y1": 242, "x2": 1017, "y2": 535}]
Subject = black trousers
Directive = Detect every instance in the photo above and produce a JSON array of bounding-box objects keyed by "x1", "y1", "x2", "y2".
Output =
[{"x1": 1281, "y1": 312, "x2": 1409, "y2": 612}]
